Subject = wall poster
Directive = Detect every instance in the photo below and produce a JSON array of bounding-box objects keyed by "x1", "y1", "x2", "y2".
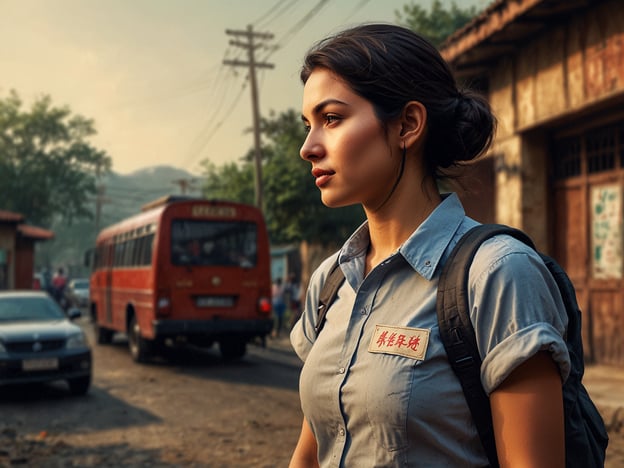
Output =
[{"x1": 591, "y1": 184, "x2": 623, "y2": 279}]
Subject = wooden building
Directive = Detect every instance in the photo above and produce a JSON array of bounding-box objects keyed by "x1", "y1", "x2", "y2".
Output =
[
  {"x1": 441, "y1": 0, "x2": 624, "y2": 364},
  {"x1": 0, "y1": 210, "x2": 54, "y2": 290}
]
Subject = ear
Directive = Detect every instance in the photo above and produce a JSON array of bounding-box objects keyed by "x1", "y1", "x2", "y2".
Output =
[{"x1": 398, "y1": 101, "x2": 427, "y2": 149}]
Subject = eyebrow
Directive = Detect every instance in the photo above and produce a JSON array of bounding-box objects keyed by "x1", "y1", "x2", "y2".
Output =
[{"x1": 301, "y1": 98, "x2": 348, "y2": 121}]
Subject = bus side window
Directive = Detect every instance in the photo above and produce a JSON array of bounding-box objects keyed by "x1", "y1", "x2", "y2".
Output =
[
  {"x1": 142, "y1": 234, "x2": 154, "y2": 265},
  {"x1": 84, "y1": 249, "x2": 95, "y2": 270}
]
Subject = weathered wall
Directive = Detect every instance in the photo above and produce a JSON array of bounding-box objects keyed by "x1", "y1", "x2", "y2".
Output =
[
  {"x1": 487, "y1": 0, "x2": 624, "y2": 251},
  {"x1": 484, "y1": 0, "x2": 624, "y2": 364}
]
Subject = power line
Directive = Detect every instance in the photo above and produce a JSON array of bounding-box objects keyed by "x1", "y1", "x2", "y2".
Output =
[
  {"x1": 259, "y1": 0, "x2": 331, "y2": 62},
  {"x1": 180, "y1": 0, "x2": 330, "y2": 175},
  {"x1": 254, "y1": 0, "x2": 300, "y2": 29},
  {"x1": 179, "y1": 46, "x2": 249, "y2": 171},
  {"x1": 180, "y1": 76, "x2": 248, "y2": 172},
  {"x1": 341, "y1": 0, "x2": 372, "y2": 23}
]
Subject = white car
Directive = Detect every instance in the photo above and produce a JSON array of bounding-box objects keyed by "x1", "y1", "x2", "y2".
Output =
[{"x1": 66, "y1": 278, "x2": 90, "y2": 307}]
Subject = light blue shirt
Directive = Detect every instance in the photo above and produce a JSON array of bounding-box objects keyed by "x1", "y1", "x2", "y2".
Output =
[{"x1": 291, "y1": 193, "x2": 570, "y2": 467}]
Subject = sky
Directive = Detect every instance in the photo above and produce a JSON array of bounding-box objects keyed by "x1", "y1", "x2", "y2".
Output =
[{"x1": 2, "y1": 0, "x2": 488, "y2": 176}]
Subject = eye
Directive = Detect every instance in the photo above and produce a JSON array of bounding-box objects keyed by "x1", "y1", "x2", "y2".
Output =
[
  {"x1": 324, "y1": 114, "x2": 341, "y2": 125},
  {"x1": 303, "y1": 123, "x2": 311, "y2": 133}
]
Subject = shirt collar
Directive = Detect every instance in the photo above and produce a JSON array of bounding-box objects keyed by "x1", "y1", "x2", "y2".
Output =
[
  {"x1": 399, "y1": 193, "x2": 465, "y2": 280},
  {"x1": 338, "y1": 193, "x2": 465, "y2": 281}
]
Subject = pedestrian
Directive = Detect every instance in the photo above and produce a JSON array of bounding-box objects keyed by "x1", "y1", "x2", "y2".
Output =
[
  {"x1": 51, "y1": 267, "x2": 68, "y2": 307},
  {"x1": 271, "y1": 277, "x2": 286, "y2": 337},
  {"x1": 289, "y1": 24, "x2": 569, "y2": 467}
]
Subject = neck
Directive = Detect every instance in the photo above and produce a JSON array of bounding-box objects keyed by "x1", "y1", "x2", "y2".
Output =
[{"x1": 363, "y1": 179, "x2": 441, "y2": 275}]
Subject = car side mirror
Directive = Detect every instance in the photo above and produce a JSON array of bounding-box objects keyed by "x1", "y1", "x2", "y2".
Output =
[{"x1": 68, "y1": 308, "x2": 82, "y2": 321}]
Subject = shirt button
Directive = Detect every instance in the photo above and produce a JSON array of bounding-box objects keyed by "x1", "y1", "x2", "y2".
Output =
[
  {"x1": 360, "y1": 308, "x2": 366, "y2": 315},
  {"x1": 339, "y1": 428, "x2": 345, "y2": 436},
  {"x1": 424, "y1": 260, "x2": 431, "y2": 266},
  {"x1": 338, "y1": 367, "x2": 345, "y2": 374}
]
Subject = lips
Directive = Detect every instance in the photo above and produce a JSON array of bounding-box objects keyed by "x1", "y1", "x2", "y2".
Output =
[{"x1": 311, "y1": 168, "x2": 335, "y2": 188}]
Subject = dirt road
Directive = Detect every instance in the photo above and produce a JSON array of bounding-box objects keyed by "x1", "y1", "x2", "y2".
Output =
[
  {"x1": 1, "y1": 316, "x2": 622, "y2": 467},
  {"x1": 0, "y1": 318, "x2": 303, "y2": 467}
]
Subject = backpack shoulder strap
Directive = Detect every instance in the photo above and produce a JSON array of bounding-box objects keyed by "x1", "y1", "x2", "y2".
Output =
[
  {"x1": 315, "y1": 259, "x2": 346, "y2": 334},
  {"x1": 436, "y1": 223, "x2": 534, "y2": 468}
]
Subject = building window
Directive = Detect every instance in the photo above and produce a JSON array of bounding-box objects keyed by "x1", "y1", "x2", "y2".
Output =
[
  {"x1": 554, "y1": 137, "x2": 581, "y2": 179},
  {"x1": 586, "y1": 125, "x2": 615, "y2": 174},
  {"x1": 554, "y1": 121, "x2": 622, "y2": 179}
]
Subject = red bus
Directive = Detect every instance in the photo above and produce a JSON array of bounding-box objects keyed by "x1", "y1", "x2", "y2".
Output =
[{"x1": 88, "y1": 196, "x2": 273, "y2": 362}]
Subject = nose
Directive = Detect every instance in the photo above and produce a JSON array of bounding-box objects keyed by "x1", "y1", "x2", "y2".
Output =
[{"x1": 300, "y1": 130, "x2": 324, "y2": 162}]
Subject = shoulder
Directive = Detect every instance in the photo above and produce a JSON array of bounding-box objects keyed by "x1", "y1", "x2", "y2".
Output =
[
  {"x1": 467, "y1": 231, "x2": 568, "y2": 334},
  {"x1": 470, "y1": 233, "x2": 543, "y2": 284}
]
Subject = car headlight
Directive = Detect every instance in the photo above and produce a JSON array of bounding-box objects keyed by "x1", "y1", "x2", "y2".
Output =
[{"x1": 66, "y1": 332, "x2": 88, "y2": 349}]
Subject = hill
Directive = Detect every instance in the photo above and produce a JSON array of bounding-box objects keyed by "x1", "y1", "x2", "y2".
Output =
[
  {"x1": 36, "y1": 165, "x2": 200, "y2": 276},
  {"x1": 101, "y1": 166, "x2": 200, "y2": 226}
]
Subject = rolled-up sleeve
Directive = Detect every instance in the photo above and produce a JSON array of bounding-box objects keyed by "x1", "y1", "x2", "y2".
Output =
[{"x1": 468, "y1": 236, "x2": 571, "y2": 395}]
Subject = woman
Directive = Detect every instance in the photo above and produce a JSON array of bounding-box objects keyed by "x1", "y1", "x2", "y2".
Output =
[{"x1": 289, "y1": 24, "x2": 569, "y2": 467}]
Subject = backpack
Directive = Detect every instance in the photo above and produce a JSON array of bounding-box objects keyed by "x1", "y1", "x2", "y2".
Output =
[{"x1": 315, "y1": 224, "x2": 609, "y2": 468}]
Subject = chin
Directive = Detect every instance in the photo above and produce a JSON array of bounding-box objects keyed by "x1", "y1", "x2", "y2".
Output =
[{"x1": 320, "y1": 193, "x2": 357, "y2": 209}]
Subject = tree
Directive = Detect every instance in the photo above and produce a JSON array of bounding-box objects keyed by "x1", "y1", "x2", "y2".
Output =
[
  {"x1": 199, "y1": 159, "x2": 255, "y2": 205},
  {"x1": 396, "y1": 0, "x2": 479, "y2": 48},
  {"x1": 200, "y1": 109, "x2": 364, "y2": 246},
  {"x1": 0, "y1": 90, "x2": 111, "y2": 227}
]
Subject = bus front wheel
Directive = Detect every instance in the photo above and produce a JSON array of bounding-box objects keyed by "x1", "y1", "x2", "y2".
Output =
[
  {"x1": 128, "y1": 315, "x2": 152, "y2": 363},
  {"x1": 219, "y1": 339, "x2": 247, "y2": 360}
]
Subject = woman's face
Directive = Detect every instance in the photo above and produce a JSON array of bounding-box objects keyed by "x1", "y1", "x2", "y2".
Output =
[{"x1": 300, "y1": 68, "x2": 402, "y2": 209}]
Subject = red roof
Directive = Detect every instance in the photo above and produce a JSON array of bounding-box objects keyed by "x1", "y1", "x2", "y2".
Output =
[
  {"x1": 1, "y1": 209, "x2": 54, "y2": 240},
  {"x1": 17, "y1": 224, "x2": 54, "y2": 240},
  {"x1": 0, "y1": 210, "x2": 24, "y2": 223}
]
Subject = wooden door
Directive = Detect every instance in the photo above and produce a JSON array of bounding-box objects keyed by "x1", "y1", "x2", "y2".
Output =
[{"x1": 552, "y1": 122, "x2": 624, "y2": 365}]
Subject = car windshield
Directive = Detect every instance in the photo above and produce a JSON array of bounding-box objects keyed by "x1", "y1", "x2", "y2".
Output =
[
  {"x1": 0, "y1": 296, "x2": 66, "y2": 322},
  {"x1": 72, "y1": 280, "x2": 89, "y2": 290}
]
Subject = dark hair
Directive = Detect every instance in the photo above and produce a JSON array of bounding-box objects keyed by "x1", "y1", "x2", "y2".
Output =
[{"x1": 301, "y1": 24, "x2": 495, "y2": 178}]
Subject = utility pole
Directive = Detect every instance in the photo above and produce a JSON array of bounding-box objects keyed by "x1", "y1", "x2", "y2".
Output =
[
  {"x1": 172, "y1": 178, "x2": 197, "y2": 195},
  {"x1": 93, "y1": 162, "x2": 110, "y2": 236},
  {"x1": 94, "y1": 184, "x2": 111, "y2": 234},
  {"x1": 224, "y1": 25, "x2": 274, "y2": 211}
]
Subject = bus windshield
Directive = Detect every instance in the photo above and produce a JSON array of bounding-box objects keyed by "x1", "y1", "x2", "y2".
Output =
[{"x1": 171, "y1": 220, "x2": 257, "y2": 267}]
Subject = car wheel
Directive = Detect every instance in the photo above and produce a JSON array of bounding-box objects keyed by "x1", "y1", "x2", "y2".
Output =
[
  {"x1": 67, "y1": 375, "x2": 91, "y2": 395},
  {"x1": 128, "y1": 315, "x2": 152, "y2": 363},
  {"x1": 219, "y1": 339, "x2": 247, "y2": 360}
]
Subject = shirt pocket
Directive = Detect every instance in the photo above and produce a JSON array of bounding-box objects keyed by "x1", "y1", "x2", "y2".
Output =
[{"x1": 365, "y1": 352, "x2": 418, "y2": 451}]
